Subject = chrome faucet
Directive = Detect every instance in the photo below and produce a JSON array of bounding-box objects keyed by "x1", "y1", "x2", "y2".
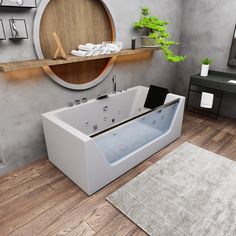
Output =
[{"x1": 112, "y1": 75, "x2": 117, "y2": 94}]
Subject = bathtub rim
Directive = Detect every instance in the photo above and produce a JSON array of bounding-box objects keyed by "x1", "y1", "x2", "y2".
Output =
[
  {"x1": 42, "y1": 86, "x2": 148, "y2": 116},
  {"x1": 42, "y1": 88, "x2": 184, "y2": 145},
  {"x1": 42, "y1": 86, "x2": 148, "y2": 142}
]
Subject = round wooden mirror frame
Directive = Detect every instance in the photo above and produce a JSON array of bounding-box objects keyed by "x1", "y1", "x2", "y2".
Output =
[{"x1": 33, "y1": 0, "x2": 118, "y2": 90}]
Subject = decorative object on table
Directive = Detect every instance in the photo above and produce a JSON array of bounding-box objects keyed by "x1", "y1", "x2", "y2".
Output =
[
  {"x1": 52, "y1": 32, "x2": 67, "y2": 60},
  {"x1": 228, "y1": 24, "x2": 236, "y2": 67},
  {"x1": 71, "y1": 41, "x2": 122, "y2": 57},
  {"x1": 0, "y1": 19, "x2": 6, "y2": 40},
  {"x1": 0, "y1": 0, "x2": 36, "y2": 8},
  {"x1": 9, "y1": 18, "x2": 28, "y2": 40},
  {"x1": 134, "y1": 7, "x2": 186, "y2": 63},
  {"x1": 200, "y1": 57, "x2": 213, "y2": 77},
  {"x1": 107, "y1": 142, "x2": 236, "y2": 236},
  {"x1": 131, "y1": 36, "x2": 136, "y2": 50}
]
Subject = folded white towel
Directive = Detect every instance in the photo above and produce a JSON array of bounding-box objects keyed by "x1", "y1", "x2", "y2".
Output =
[
  {"x1": 78, "y1": 44, "x2": 94, "y2": 51},
  {"x1": 200, "y1": 92, "x2": 214, "y2": 109},
  {"x1": 86, "y1": 51, "x2": 95, "y2": 56},
  {"x1": 102, "y1": 42, "x2": 122, "y2": 52},
  {"x1": 78, "y1": 43, "x2": 102, "y2": 51},
  {"x1": 71, "y1": 50, "x2": 87, "y2": 57},
  {"x1": 72, "y1": 42, "x2": 122, "y2": 57},
  {"x1": 92, "y1": 51, "x2": 101, "y2": 56},
  {"x1": 106, "y1": 44, "x2": 119, "y2": 52}
]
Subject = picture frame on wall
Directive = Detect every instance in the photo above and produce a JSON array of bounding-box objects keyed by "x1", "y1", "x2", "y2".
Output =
[
  {"x1": 0, "y1": 0, "x2": 36, "y2": 8},
  {"x1": 9, "y1": 18, "x2": 28, "y2": 40},
  {"x1": 0, "y1": 19, "x2": 6, "y2": 40}
]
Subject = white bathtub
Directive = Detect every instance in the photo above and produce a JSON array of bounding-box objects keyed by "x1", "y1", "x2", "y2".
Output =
[{"x1": 42, "y1": 86, "x2": 185, "y2": 195}]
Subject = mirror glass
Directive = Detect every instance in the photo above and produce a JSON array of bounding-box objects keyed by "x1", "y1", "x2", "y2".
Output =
[{"x1": 228, "y1": 24, "x2": 236, "y2": 67}]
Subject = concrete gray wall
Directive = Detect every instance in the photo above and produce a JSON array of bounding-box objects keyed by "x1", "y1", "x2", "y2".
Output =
[
  {"x1": 176, "y1": 0, "x2": 236, "y2": 117},
  {"x1": 0, "y1": 0, "x2": 183, "y2": 175}
]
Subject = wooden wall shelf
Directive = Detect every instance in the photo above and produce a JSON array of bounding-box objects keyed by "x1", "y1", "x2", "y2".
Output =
[{"x1": 0, "y1": 47, "x2": 160, "y2": 72}]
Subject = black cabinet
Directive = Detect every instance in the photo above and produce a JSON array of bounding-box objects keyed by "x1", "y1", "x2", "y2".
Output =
[{"x1": 187, "y1": 71, "x2": 236, "y2": 119}]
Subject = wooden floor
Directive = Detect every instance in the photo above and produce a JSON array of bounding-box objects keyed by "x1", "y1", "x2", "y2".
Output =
[{"x1": 1, "y1": 112, "x2": 236, "y2": 236}]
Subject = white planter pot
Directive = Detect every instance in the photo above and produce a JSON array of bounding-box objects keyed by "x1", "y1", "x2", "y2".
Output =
[{"x1": 201, "y1": 64, "x2": 210, "y2": 77}]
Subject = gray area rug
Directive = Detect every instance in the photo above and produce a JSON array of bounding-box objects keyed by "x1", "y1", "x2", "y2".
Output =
[{"x1": 106, "y1": 142, "x2": 236, "y2": 236}]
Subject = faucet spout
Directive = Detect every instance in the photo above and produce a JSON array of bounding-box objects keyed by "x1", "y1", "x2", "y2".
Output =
[{"x1": 112, "y1": 75, "x2": 117, "y2": 94}]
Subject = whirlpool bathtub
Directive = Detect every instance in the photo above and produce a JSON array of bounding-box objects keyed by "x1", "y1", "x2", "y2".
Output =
[{"x1": 42, "y1": 86, "x2": 185, "y2": 195}]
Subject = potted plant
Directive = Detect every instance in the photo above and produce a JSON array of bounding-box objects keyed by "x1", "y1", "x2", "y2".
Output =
[
  {"x1": 134, "y1": 7, "x2": 186, "y2": 63},
  {"x1": 200, "y1": 58, "x2": 213, "y2": 77}
]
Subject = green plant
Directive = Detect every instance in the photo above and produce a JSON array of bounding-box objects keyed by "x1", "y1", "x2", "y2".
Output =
[
  {"x1": 134, "y1": 7, "x2": 186, "y2": 63},
  {"x1": 201, "y1": 58, "x2": 213, "y2": 65}
]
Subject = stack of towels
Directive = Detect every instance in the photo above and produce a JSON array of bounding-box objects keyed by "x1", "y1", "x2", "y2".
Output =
[{"x1": 71, "y1": 42, "x2": 122, "y2": 57}]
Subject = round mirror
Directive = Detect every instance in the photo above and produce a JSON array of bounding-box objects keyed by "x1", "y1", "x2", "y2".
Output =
[{"x1": 34, "y1": 0, "x2": 117, "y2": 90}]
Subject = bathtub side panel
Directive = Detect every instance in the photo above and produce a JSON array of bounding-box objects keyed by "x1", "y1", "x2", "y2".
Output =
[
  {"x1": 42, "y1": 117, "x2": 89, "y2": 193},
  {"x1": 85, "y1": 141, "x2": 113, "y2": 195},
  {"x1": 85, "y1": 96, "x2": 185, "y2": 195},
  {"x1": 165, "y1": 94, "x2": 185, "y2": 138}
]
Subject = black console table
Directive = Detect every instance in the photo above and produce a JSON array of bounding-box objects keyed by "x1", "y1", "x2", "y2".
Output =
[{"x1": 187, "y1": 70, "x2": 236, "y2": 119}]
